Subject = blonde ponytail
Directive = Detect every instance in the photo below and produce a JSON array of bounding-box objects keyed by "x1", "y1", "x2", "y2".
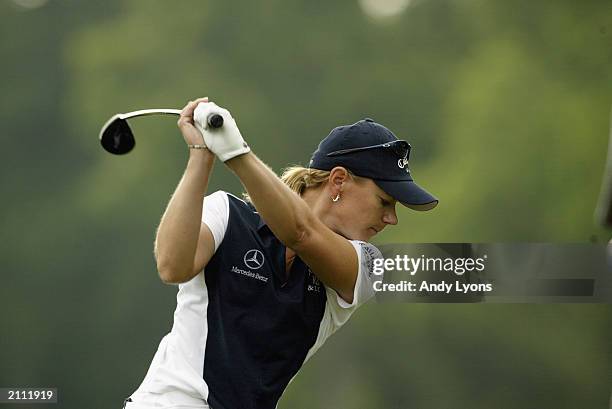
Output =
[
  {"x1": 241, "y1": 166, "x2": 357, "y2": 201},
  {"x1": 280, "y1": 166, "x2": 331, "y2": 195}
]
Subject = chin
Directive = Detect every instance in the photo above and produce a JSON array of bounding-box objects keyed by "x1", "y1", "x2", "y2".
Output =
[{"x1": 365, "y1": 228, "x2": 379, "y2": 240}]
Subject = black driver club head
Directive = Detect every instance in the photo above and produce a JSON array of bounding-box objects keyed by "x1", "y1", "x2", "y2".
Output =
[{"x1": 100, "y1": 115, "x2": 136, "y2": 155}]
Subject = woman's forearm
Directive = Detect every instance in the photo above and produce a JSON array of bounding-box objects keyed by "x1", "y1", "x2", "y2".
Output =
[
  {"x1": 155, "y1": 150, "x2": 215, "y2": 281},
  {"x1": 226, "y1": 152, "x2": 314, "y2": 248}
]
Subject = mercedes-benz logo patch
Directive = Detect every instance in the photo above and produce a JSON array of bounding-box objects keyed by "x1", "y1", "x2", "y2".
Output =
[{"x1": 243, "y1": 249, "x2": 265, "y2": 270}]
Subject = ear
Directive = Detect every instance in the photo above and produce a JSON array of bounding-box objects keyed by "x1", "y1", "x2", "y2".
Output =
[{"x1": 328, "y1": 167, "x2": 350, "y2": 192}]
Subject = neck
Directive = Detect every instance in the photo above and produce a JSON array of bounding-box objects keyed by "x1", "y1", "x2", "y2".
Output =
[{"x1": 301, "y1": 187, "x2": 337, "y2": 231}]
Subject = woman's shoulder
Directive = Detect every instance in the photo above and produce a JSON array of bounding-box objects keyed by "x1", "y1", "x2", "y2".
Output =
[
  {"x1": 210, "y1": 190, "x2": 263, "y2": 230},
  {"x1": 205, "y1": 190, "x2": 251, "y2": 209},
  {"x1": 348, "y1": 239, "x2": 382, "y2": 256},
  {"x1": 346, "y1": 240, "x2": 383, "y2": 275}
]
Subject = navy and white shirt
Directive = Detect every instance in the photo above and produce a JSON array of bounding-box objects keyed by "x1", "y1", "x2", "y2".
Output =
[{"x1": 128, "y1": 191, "x2": 382, "y2": 409}]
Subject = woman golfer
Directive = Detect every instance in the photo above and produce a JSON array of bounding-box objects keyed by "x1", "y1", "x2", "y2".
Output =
[{"x1": 123, "y1": 97, "x2": 437, "y2": 409}]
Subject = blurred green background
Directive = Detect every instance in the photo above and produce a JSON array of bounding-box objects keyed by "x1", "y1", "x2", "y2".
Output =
[{"x1": 1, "y1": 0, "x2": 611, "y2": 408}]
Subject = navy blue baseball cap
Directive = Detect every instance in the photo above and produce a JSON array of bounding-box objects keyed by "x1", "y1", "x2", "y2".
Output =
[{"x1": 309, "y1": 118, "x2": 438, "y2": 211}]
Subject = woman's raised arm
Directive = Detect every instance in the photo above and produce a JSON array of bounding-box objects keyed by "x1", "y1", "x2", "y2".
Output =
[
  {"x1": 194, "y1": 101, "x2": 359, "y2": 302},
  {"x1": 154, "y1": 98, "x2": 217, "y2": 284}
]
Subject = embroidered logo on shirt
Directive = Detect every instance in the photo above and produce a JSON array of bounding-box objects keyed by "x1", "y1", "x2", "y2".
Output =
[
  {"x1": 231, "y1": 266, "x2": 269, "y2": 283},
  {"x1": 307, "y1": 269, "x2": 322, "y2": 293},
  {"x1": 359, "y1": 242, "x2": 381, "y2": 279},
  {"x1": 243, "y1": 249, "x2": 265, "y2": 270}
]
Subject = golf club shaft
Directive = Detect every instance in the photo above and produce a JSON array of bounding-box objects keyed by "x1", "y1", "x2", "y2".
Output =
[
  {"x1": 118, "y1": 109, "x2": 223, "y2": 128},
  {"x1": 118, "y1": 109, "x2": 182, "y2": 120}
]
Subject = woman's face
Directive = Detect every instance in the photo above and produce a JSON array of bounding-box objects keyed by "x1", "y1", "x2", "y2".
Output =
[{"x1": 326, "y1": 168, "x2": 398, "y2": 241}]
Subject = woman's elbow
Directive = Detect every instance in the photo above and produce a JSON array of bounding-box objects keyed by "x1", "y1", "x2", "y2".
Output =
[
  {"x1": 279, "y1": 212, "x2": 309, "y2": 248},
  {"x1": 286, "y1": 220, "x2": 313, "y2": 251},
  {"x1": 157, "y1": 262, "x2": 190, "y2": 284}
]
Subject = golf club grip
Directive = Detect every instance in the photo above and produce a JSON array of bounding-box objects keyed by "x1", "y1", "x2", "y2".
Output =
[{"x1": 207, "y1": 114, "x2": 224, "y2": 129}]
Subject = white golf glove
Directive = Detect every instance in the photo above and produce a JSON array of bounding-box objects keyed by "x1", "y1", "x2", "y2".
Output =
[{"x1": 193, "y1": 102, "x2": 250, "y2": 162}]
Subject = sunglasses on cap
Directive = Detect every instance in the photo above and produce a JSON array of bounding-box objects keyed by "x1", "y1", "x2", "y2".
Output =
[{"x1": 325, "y1": 140, "x2": 411, "y2": 169}]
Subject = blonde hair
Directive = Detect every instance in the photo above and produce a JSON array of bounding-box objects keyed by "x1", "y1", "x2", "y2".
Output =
[
  {"x1": 280, "y1": 166, "x2": 332, "y2": 195},
  {"x1": 242, "y1": 165, "x2": 357, "y2": 201}
]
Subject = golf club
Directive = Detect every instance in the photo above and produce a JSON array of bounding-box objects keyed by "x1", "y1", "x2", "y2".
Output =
[{"x1": 99, "y1": 108, "x2": 223, "y2": 155}]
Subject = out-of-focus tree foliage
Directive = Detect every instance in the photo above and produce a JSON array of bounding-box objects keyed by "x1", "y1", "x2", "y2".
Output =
[{"x1": 0, "y1": 0, "x2": 610, "y2": 408}]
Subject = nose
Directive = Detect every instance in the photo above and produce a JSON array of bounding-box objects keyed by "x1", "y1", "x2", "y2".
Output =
[{"x1": 382, "y1": 206, "x2": 398, "y2": 226}]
